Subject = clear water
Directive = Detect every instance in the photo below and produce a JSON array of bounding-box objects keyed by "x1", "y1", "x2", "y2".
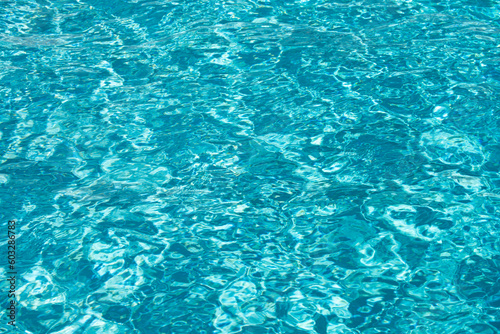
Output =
[{"x1": 1, "y1": 0, "x2": 500, "y2": 333}]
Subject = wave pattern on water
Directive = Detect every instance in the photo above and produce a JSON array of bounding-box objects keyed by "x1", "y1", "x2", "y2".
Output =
[{"x1": 1, "y1": 0, "x2": 500, "y2": 333}]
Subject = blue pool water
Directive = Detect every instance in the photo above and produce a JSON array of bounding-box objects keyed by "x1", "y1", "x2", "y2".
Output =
[{"x1": 1, "y1": 0, "x2": 500, "y2": 333}]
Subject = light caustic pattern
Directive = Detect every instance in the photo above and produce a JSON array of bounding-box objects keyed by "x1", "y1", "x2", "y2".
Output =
[{"x1": 0, "y1": 0, "x2": 500, "y2": 333}]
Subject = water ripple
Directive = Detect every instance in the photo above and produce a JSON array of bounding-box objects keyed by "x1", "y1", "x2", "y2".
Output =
[{"x1": 1, "y1": 0, "x2": 500, "y2": 333}]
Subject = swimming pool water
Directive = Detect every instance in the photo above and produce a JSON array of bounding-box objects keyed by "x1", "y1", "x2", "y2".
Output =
[{"x1": 1, "y1": 0, "x2": 500, "y2": 333}]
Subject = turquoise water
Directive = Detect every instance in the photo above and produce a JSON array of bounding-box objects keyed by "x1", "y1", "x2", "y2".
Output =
[{"x1": 1, "y1": 0, "x2": 500, "y2": 333}]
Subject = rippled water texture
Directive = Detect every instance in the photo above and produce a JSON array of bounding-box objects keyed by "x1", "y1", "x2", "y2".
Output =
[{"x1": 1, "y1": 0, "x2": 500, "y2": 333}]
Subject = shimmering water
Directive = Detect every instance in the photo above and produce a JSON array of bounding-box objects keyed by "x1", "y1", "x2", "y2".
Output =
[{"x1": 1, "y1": 0, "x2": 500, "y2": 333}]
